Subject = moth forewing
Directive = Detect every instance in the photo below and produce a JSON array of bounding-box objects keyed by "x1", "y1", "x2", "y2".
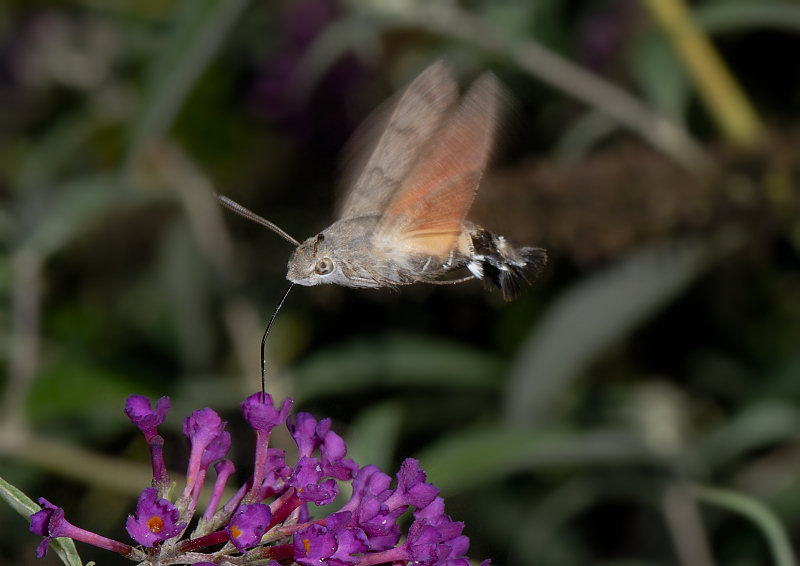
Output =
[
  {"x1": 337, "y1": 61, "x2": 459, "y2": 220},
  {"x1": 374, "y1": 71, "x2": 500, "y2": 260}
]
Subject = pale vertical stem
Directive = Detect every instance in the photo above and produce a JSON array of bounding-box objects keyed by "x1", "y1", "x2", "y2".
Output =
[
  {"x1": 663, "y1": 482, "x2": 716, "y2": 566},
  {"x1": 3, "y1": 248, "x2": 43, "y2": 428},
  {"x1": 641, "y1": 0, "x2": 764, "y2": 146}
]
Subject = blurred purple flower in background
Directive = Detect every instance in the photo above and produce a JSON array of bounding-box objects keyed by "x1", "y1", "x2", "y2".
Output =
[
  {"x1": 575, "y1": 0, "x2": 638, "y2": 72},
  {"x1": 249, "y1": 0, "x2": 367, "y2": 144}
]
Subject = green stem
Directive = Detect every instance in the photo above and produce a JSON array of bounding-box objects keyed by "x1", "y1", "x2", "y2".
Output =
[{"x1": 642, "y1": 0, "x2": 764, "y2": 146}]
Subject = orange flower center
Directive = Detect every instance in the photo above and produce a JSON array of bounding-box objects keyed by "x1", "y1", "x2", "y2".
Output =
[
  {"x1": 303, "y1": 538, "x2": 311, "y2": 555},
  {"x1": 147, "y1": 516, "x2": 164, "y2": 534},
  {"x1": 230, "y1": 525, "x2": 242, "y2": 539}
]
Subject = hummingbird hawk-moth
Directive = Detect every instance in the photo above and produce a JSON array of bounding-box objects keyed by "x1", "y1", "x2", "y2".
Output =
[{"x1": 220, "y1": 61, "x2": 546, "y2": 301}]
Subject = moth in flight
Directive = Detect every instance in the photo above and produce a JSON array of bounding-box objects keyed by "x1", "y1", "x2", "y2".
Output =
[{"x1": 220, "y1": 61, "x2": 546, "y2": 300}]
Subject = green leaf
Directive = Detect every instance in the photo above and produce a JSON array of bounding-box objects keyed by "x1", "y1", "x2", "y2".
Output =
[
  {"x1": 694, "y1": 485, "x2": 797, "y2": 566},
  {"x1": 28, "y1": 359, "x2": 141, "y2": 426},
  {"x1": 293, "y1": 333, "x2": 501, "y2": 395},
  {"x1": 123, "y1": 0, "x2": 250, "y2": 164},
  {"x1": 346, "y1": 401, "x2": 405, "y2": 471},
  {"x1": 15, "y1": 107, "x2": 108, "y2": 194},
  {"x1": 629, "y1": 32, "x2": 691, "y2": 123},
  {"x1": 18, "y1": 176, "x2": 117, "y2": 258},
  {"x1": 0, "y1": 477, "x2": 83, "y2": 566},
  {"x1": 554, "y1": 109, "x2": 619, "y2": 160},
  {"x1": 504, "y1": 239, "x2": 717, "y2": 426},
  {"x1": 416, "y1": 426, "x2": 650, "y2": 496},
  {"x1": 696, "y1": 402, "x2": 800, "y2": 470},
  {"x1": 292, "y1": 333, "x2": 502, "y2": 402},
  {"x1": 696, "y1": 1, "x2": 800, "y2": 34},
  {"x1": 18, "y1": 175, "x2": 166, "y2": 260},
  {"x1": 0, "y1": 475, "x2": 38, "y2": 517}
]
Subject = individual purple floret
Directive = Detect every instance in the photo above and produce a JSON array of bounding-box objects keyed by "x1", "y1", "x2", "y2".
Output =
[
  {"x1": 30, "y1": 498, "x2": 132, "y2": 558},
  {"x1": 289, "y1": 456, "x2": 338, "y2": 505},
  {"x1": 241, "y1": 392, "x2": 293, "y2": 502},
  {"x1": 125, "y1": 395, "x2": 171, "y2": 487},
  {"x1": 203, "y1": 459, "x2": 236, "y2": 522},
  {"x1": 28, "y1": 393, "x2": 489, "y2": 566},
  {"x1": 179, "y1": 408, "x2": 229, "y2": 512},
  {"x1": 125, "y1": 488, "x2": 186, "y2": 547},
  {"x1": 293, "y1": 522, "x2": 338, "y2": 565},
  {"x1": 124, "y1": 395, "x2": 169, "y2": 441},
  {"x1": 291, "y1": 412, "x2": 358, "y2": 481},
  {"x1": 385, "y1": 458, "x2": 439, "y2": 511},
  {"x1": 226, "y1": 503, "x2": 272, "y2": 552},
  {"x1": 241, "y1": 392, "x2": 293, "y2": 432}
]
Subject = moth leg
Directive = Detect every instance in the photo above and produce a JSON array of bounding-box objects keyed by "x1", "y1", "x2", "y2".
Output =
[{"x1": 426, "y1": 275, "x2": 476, "y2": 286}]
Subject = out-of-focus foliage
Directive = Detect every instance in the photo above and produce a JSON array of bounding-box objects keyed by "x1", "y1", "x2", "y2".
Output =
[{"x1": 2, "y1": 0, "x2": 800, "y2": 565}]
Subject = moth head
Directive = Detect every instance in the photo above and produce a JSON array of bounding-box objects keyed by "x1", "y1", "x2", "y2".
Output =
[{"x1": 287, "y1": 233, "x2": 342, "y2": 286}]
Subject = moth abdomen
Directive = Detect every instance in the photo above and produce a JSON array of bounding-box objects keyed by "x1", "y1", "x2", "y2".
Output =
[{"x1": 465, "y1": 227, "x2": 547, "y2": 301}]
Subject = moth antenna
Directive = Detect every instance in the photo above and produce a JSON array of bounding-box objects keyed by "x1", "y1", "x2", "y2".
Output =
[
  {"x1": 216, "y1": 194, "x2": 301, "y2": 246},
  {"x1": 260, "y1": 283, "x2": 294, "y2": 402}
]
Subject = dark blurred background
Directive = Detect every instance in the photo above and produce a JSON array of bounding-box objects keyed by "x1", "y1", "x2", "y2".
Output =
[{"x1": 2, "y1": 0, "x2": 800, "y2": 565}]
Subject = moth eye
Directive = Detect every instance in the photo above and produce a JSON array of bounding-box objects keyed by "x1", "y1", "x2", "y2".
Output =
[{"x1": 314, "y1": 257, "x2": 334, "y2": 275}]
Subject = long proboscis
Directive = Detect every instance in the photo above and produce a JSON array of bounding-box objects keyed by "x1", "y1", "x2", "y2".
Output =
[
  {"x1": 215, "y1": 194, "x2": 300, "y2": 246},
  {"x1": 260, "y1": 283, "x2": 294, "y2": 402}
]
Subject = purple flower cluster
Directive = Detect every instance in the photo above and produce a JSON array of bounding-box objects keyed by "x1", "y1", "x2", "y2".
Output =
[{"x1": 29, "y1": 394, "x2": 489, "y2": 566}]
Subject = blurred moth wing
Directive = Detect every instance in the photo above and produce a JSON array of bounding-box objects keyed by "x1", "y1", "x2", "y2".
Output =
[
  {"x1": 374, "y1": 70, "x2": 498, "y2": 258},
  {"x1": 336, "y1": 61, "x2": 458, "y2": 219}
]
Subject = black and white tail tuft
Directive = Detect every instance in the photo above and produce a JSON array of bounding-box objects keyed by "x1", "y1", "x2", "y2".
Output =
[{"x1": 466, "y1": 228, "x2": 547, "y2": 300}]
